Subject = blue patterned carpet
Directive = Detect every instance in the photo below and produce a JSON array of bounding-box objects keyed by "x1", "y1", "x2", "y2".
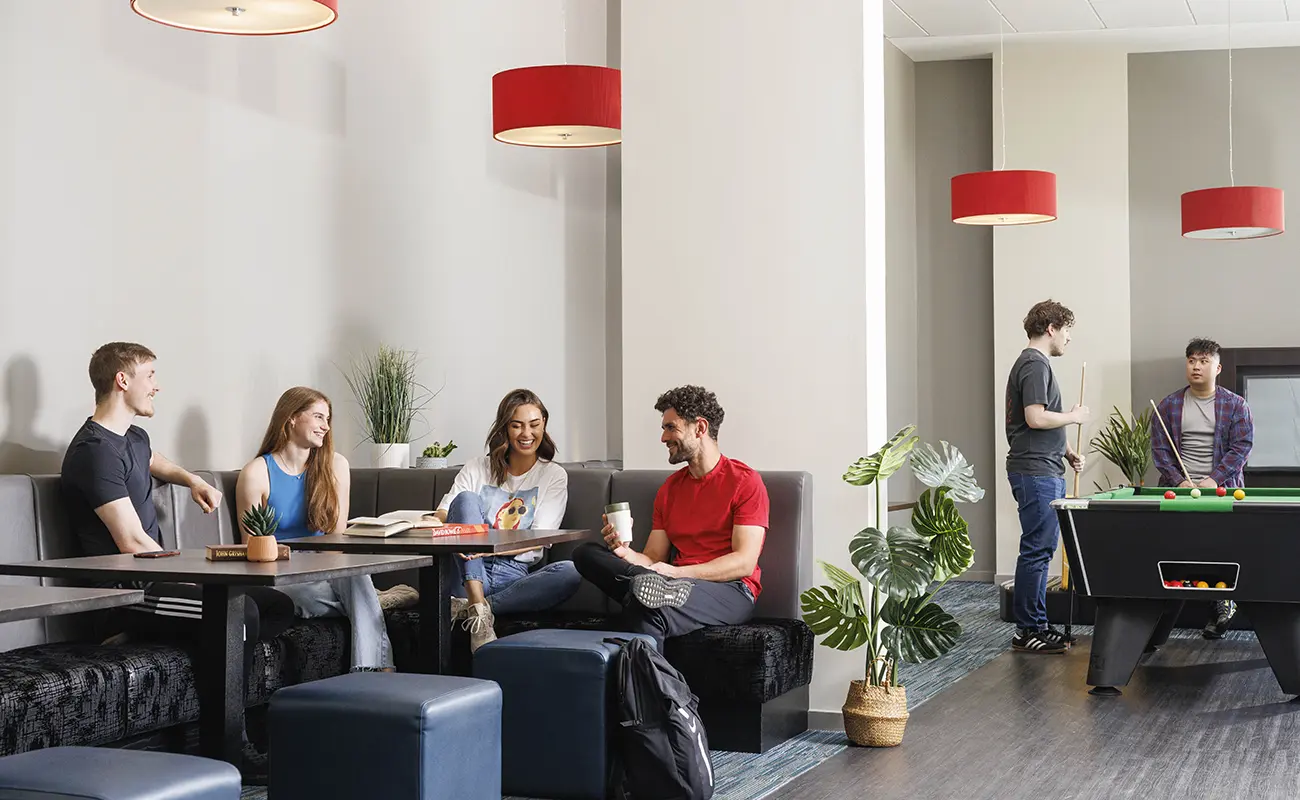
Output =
[{"x1": 241, "y1": 581, "x2": 1020, "y2": 800}]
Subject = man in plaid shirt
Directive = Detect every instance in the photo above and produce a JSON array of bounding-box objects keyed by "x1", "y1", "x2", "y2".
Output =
[{"x1": 1152, "y1": 337, "x2": 1254, "y2": 638}]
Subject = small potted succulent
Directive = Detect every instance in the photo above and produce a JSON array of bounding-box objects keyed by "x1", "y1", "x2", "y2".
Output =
[
  {"x1": 240, "y1": 502, "x2": 280, "y2": 562},
  {"x1": 417, "y1": 441, "x2": 456, "y2": 469}
]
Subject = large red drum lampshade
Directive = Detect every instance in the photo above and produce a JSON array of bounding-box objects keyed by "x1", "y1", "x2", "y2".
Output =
[
  {"x1": 493, "y1": 65, "x2": 621, "y2": 147},
  {"x1": 130, "y1": 0, "x2": 337, "y2": 35},
  {"x1": 951, "y1": 169, "x2": 1057, "y2": 225},
  {"x1": 1181, "y1": 186, "x2": 1284, "y2": 239}
]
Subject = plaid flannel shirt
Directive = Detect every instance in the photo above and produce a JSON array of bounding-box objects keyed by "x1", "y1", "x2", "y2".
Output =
[{"x1": 1151, "y1": 386, "x2": 1253, "y2": 488}]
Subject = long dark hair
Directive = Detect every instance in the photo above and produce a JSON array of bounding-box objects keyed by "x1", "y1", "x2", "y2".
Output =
[{"x1": 486, "y1": 389, "x2": 557, "y2": 485}]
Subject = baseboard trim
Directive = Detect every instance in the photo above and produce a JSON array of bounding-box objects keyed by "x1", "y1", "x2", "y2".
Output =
[{"x1": 808, "y1": 710, "x2": 845, "y2": 732}]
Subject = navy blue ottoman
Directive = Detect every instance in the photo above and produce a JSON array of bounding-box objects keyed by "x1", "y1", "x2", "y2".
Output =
[
  {"x1": 0, "y1": 746, "x2": 240, "y2": 799},
  {"x1": 473, "y1": 629, "x2": 656, "y2": 800},
  {"x1": 268, "y1": 672, "x2": 502, "y2": 800}
]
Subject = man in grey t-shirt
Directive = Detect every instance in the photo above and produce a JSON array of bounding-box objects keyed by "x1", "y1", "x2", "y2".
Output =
[
  {"x1": 1004, "y1": 300, "x2": 1090, "y2": 654},
  {"x1": 1152, "y1": 337, "x2": 1254, "y2": 639}
]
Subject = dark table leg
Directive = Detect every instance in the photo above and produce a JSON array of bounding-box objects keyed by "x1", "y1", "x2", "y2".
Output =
[
  {"x1": 1087, "y1": 597, "x2": 1176, "y2": 696},
  {"x1": 1241, "y1": 601, "x2": 1300, "y2": 696},
  {"x1": 199, "y1": 584, "x2": 245, "y2": 764},
  {"x1": 416, "y1": 559, "x2": 451, "y2": 674}
]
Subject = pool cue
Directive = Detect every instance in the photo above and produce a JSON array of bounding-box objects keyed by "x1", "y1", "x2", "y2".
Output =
[
  {"x1": 1149, "y1": 398, "x2": 1194, "y2": 486},
  {"x1": 1063, "y1": 362, "x2": 1085, "y2": 645}
]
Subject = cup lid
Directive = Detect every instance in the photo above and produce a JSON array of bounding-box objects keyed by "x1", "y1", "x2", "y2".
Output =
[{"x1": 605, "y1": 502, "x2": 631, "y2": 512}]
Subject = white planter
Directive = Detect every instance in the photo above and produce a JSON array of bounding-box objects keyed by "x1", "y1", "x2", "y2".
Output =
[
  {"x1": 370, "y1": 443, "x2": 410, "y2": 469},
  {"x1": 415, "y1": 457, "x2": 448, "y2": 469}
]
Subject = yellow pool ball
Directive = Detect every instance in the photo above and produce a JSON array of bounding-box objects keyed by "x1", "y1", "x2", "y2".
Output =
[
  {"x1": 1195, "y1": 581, "x2": 1210, "y2": 588},
  {"x1": 1215, "y1": 581, "x2": 1228, "y2": 589},
  {"x1": 1233, "y1": 489, "x2": 1246, "y2": 500}
]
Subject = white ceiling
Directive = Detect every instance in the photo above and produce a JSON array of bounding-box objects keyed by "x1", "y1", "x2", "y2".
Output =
[{"x1": 889, "y1": 0, "x2": 1300, "y2": 60}]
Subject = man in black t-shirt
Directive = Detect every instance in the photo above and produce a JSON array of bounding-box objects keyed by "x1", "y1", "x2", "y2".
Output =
[
  {"x1": 60, "y1": 342, "x2": 293, "y2": 777},
  {"x1": 1004, "y1": 301, "x2": 1091, "y2": 654}
]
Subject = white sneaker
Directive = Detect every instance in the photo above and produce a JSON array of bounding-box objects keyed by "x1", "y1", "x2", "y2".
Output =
[
  {"x1": 462, "y1": 602, "x2": 497, "y2": 652},
  {"x1": 449, "y1": 596, "x2": 471, "y2": 621}
]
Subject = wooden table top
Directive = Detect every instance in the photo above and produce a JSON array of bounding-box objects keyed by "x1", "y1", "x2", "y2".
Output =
[
  {"x1": 0, "y1": 585, "x2": 145, "y2": 624},
  {"x1": 0, "y1": 551, "x2": 433, "y2": 587},
  {"x1": 279, "y1": 528, "x2": 595, "y2": 555}
]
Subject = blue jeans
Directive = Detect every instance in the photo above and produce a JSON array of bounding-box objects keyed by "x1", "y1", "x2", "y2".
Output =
[
  {"x1": 447, "y1": 492, "x2": 581, "y2": 615},
  {"x1": 1008, "y1": 472, "x2": 1065, "y2": 632}
]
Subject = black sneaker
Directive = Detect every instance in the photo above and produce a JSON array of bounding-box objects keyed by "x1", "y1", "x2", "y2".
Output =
[
  {"x1": 240, "y1": 740, "x2": 268, "y2": 786},
  {"x1": 1042, "y1": 626, "x2": 1073, "y2": 648},
  {"x1": 630, "y1": 573, "x2": 694, "y2": 609},
  {"x1": 1012, "y1": 628, "x2": 1068, "y2": 654},
  {"x1": 1203, "y1": 599, "x2": 1237, "y2": 640}
]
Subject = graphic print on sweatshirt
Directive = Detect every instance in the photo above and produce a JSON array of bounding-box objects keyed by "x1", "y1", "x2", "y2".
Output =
[{"x1": 476, "y1": 485, "x2": 540, "y2": 530}]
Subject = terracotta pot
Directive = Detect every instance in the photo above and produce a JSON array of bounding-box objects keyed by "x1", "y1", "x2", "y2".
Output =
[
  {"x1": 247, "y1": 535, "x2": 279, "y2": 563},
  {"x1": 842, "y1": 680, "x2": 909, "y2": 747}
]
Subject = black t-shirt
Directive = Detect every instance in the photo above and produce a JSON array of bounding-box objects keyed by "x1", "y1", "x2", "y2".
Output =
[
  {"x1": 60, "y1": 419, "x2": 162, "y2": 556},
  {"x1": 1005, "y1": 348, "x2": 1066, "y2": 477}
]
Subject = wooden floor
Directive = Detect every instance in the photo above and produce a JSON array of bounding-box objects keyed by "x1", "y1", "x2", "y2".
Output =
[{"x1": 778, "y1": 635, "x2": 1300, "y2": 799}]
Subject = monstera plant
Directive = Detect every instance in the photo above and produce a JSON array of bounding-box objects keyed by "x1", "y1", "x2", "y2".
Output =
[{"x1": 799, "y1": 424, "x2": 984, "y2": 746}]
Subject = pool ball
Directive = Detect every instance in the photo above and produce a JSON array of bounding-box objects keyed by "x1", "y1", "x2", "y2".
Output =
[
  {"x1": 1217, "y1": 486, "x2": 1227, "y2": 496},
  {"x1": 1215, "y1": 581, "x2": 1228, "y2": 589},
  {"x1": 1164, "y1": 490, "x2": 1176, "y2": 499},
  {"x1": 1190, "y1": 488, "x2": 1201, "y2": 498},
  {"x1": 1233, "y1": 489, "x2": 1246, "y2": 500},
  {"x1": 1195, "y1": 581, "x2": 1210, "y2": 588}
]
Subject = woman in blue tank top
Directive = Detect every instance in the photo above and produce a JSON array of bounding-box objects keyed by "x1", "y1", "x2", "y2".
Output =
[{"x1": 235, "y1": 387, "x2": 395, "y2": 671}]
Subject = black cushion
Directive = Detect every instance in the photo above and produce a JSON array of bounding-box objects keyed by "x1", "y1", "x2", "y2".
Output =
[
  {"x1": 664, "y1": 618, "x2": 814, "y2": 703},
  {"x1": 386, "y1": 610, "x2": 814, "y2": 704},
  {"x1": 0, "y1": 643, "x2": 135, "y2": 753}
]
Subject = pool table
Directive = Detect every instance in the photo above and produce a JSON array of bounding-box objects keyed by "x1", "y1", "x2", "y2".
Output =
[{"x1": 1053, "y1": 486, "x2": 1300, "y2": 697}]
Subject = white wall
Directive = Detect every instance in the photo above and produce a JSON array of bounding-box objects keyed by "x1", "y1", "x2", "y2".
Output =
[
  {"x1": 1129, "y1": 48, "x2": 1300, "y2": 421},
  {"x1": 621, "y1": 1, "x2": 886, "y2": 717},
  {"x1": 0, "y1": 3, "x2": 345, "y2": 474},
  {"x1": 0, "y1": 1, "x2": 614, "y2": 474},
  {"x1": 992, "y1": 45, "x2": 1132, "y2": 580}
]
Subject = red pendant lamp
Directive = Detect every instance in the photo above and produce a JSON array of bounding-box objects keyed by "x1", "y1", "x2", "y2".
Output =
[
  {"x1": 130, "y1": 0, "x2": 337, "y2": 35},
  {"x1": 951, "y1": 2, "x2": 1056, "y2": 226},
  {"x1": 1181, "y1": 2, "x2": 1283, "y2": 240},
  {"x1": 493, "y1": 65, "x2": 621, "y2": 148}
]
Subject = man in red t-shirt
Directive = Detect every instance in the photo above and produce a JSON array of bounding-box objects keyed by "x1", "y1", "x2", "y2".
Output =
[{"x1": 573, "y1": 386, "x2": 769, "y2": 648}]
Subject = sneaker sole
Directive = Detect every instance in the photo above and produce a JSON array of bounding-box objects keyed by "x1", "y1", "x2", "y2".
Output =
[
  {"x1": 1012, "y1": 641, "x2": 1067, "y2": 654},
  {"x1": 631, "y1": 573, "x2": 694, "y2": 609}
]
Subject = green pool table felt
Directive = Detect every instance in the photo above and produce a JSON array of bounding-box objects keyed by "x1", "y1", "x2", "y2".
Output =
[{"x1": 1085, "y1": 486, "x2": 1300, "y2": 512}]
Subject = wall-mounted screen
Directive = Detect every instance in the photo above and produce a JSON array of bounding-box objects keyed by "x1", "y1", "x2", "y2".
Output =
[{"x1": 1242, "y1": 374, "x2": 1300, "y2": 468}]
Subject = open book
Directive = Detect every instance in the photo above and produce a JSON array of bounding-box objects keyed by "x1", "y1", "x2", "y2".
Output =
[
  {"x1": 344, "y1": 510, "x2": 443, "y2": 538},
  {"x1": 343, "y1": 510, "x2": 489, "y2": 538}
]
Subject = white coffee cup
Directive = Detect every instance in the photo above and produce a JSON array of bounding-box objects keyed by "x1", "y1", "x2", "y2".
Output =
[{"x1": 605, "y1": 502, "x2": 634, "y2": 544}]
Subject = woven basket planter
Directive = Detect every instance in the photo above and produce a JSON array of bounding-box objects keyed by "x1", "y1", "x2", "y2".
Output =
[{"x1": 842, "y1": 680, "x2": 909, "y2": 747}]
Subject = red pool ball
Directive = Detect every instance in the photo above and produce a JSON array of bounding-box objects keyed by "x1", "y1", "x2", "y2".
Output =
[
  {"x1": 1164, "y1": 490, "x2": 1176, "y2": 499},
  {"x1": 1216, "y1": 486, "x2": 1227, "y2": 496}
]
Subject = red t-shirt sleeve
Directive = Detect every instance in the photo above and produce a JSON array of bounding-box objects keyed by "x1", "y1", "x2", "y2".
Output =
[
  {"x1": 651, "y1": 480, "x2": 670, "y2": 531},
  {"x1": 732, "y1": 471, "x2": 770, "y2": 528}
]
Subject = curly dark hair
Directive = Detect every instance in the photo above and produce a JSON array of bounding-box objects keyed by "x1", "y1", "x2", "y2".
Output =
[
  {"x1": 1023, "y1": 300, "x2": 1075, "y2": 338},
  {"x1": 1186, "y1": 338, "x2": 1221, "y2": 359},
  {"x1": 654, "y1": 385, "x2": 724, "y2": 441}
]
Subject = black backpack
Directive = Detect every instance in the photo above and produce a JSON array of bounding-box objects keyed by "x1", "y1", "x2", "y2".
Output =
[{"x1": 604, "y1": 637, "x2": 715, "y2": 800}]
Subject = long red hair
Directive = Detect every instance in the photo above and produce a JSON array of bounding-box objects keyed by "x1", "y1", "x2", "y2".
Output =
[{"x1": 258, "y1": 387, "x2": 340, "y2": 534}]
